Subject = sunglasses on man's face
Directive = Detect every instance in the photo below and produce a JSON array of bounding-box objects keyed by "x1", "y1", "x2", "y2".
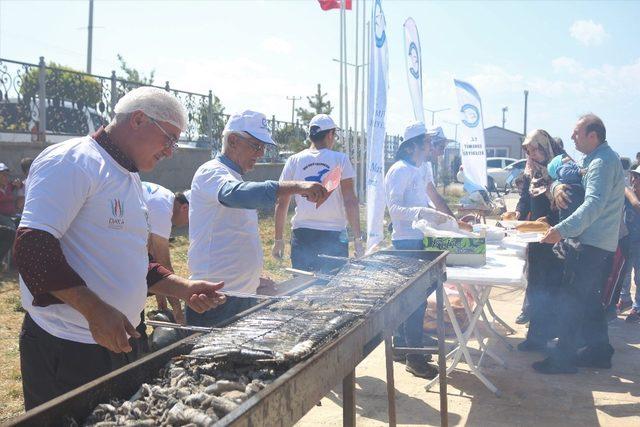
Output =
[{"x1": 238, "y1": 136, "x2": 266, "y2": 153}]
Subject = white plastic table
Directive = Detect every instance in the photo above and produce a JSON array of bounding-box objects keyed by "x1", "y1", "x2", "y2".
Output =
[{"x1": 425, "y1": 242, "x2": 527, "y2": 396}]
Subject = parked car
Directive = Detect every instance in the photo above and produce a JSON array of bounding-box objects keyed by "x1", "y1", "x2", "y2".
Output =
[{"x1": 457, "y1": 157, "x2": 525, "y2": 192}]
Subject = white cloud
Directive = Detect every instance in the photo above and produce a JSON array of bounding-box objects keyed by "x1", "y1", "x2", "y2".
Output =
[
  {"x1": 261, "y1": 36, "x2": 293, "y2": 55},
  {"x1": 570, "y1": 20, "x2": 608, "y2": 46},
  {"x1": 551, "y1": 56, "x2": 582, "y2": 74}
]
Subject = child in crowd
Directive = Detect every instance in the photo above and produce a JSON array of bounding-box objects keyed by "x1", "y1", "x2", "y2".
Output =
[{"x1": 547, "y1": 154, "x2": 585, "y2": 221}]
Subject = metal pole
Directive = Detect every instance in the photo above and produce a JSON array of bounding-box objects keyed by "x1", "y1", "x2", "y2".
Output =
[
  {"x1": 384, "y1": 336, "x2": 397, "y2": 427},
  {"x1": 362, "y1": 18, "x2": 370, "y2": 201},
  {"x1": 207, "y1": 90, "x2": 214, "y2": 148},
  {"x1": 342, "y1": 0, "x2": 350, "y2": 159},
  {"x1": 86, "y1": 0, "x2": 93, "y2": 73},
  {"x1": 502, "y1": 106, "x2": 508, "y2": 128},
  {"x1": 110, "y1": 70, "x2": 117, "y2": 118},
  {"x1": 360, "y1": 4, "x2": 367, "y2": 200},
  {"x1": 339, "y1": 4, "x2": 344, "y2": 130},
  {"x1": 286, "y1": 96, "x2": 301, "y2": 124},
  {"x1": 523, "y1": 90, "x2": 529, "y2": 136},
  {"x1": 353, "y1": 0, "x2": 359, "y2": 186},
  {"x1": 37, "y1": 56, "x2": 46, "y2": 143}
]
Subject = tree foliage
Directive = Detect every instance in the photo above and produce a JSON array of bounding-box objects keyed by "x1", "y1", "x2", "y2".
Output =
[
  {"x1": 116, "y1": 54, "x2": 155, "y2": 85},
  {"x1": 20, "y1": 62, "x2": 102, "y2": 109},
  {"x1": 295, "y1": 84, "x2": 333, "y2": 125}
]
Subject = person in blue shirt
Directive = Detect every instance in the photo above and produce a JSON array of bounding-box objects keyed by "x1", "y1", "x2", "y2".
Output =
[
  {"x1": 536, "y1": 114, "x2": 625, "y2": 374},
  {"x1": 619, "y1": 167, "x2": 640, "y2": 322}
]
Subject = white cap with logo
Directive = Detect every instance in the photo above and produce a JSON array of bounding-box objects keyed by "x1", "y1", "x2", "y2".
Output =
[
  {"x1": 403, "y1": 121, "x2": 426, "y2": 142},
  {"x1": 224, "y1": 110, "x2": 277, "y2": 146},
  {"x1": 427, "y1": 126, "x2": 450, "y2": 146},
  {"x1": 308, "y1": 114, "x2": 338, "y2": 137},
  {"x1": 0, "y1": 163, "x2": 9, "y2": 172}
]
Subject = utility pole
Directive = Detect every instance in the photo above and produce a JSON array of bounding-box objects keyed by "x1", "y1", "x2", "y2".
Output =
[
  {"x1": 523, "y1": 90, "x2": 529, "y2": 136},
  {"x1": 424, "y1": 107, "x2": 450, "y2": 126},
  {"x1": 286, "y1": 96, "x2": 301, "y2": 123},
  {"x1": 502, "y1": 106, "x2": 508, "y2": 128},
  {"x1": 86, "y1": 0, "x2": 94, "y2": 73}
]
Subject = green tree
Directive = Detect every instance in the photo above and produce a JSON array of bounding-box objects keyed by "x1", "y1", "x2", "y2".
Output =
[
  {"x1": 295, "y1": 84, "x2": 333, "y2": 125},
  {"x1": 20, "y1": 62, "x2": 101, "y2": 109},
  {"x1": 197, "y1": 94, "x2": 227, "y2": 149},
  {"x1": 116, "y1": 54, "x2": 155, "y2": 85}
]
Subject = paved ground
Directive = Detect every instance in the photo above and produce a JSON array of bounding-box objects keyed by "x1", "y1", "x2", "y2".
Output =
[{"x1": 297, "y1": 193, "x2": 640, "y2": 426}]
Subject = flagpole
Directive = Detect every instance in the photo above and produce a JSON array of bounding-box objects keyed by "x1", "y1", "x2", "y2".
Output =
[
  {"x1": 361, "y1": 17, "x2": 369, "y2": 200},
  {"x1": 339, "y1": 3, "x2": 344, "y2": 130},
  {"x1": 353, "y1": 0, "x2": 359, "y2": 194},
  {"x1": 342, "y1": 0, "x2": 350, "y2": 160}
]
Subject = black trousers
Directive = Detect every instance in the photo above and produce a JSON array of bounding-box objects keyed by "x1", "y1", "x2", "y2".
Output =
[
  {"x1": 526, "y1": 242, "x2": 564, "y2": 344},
  {"x1": 19, "y1": 313, "x2": 143, "y2": 410},
  {"x1": 290, "y1": 228, "x2": 348, "y2": 273},
  {"x1": 554, "y1": 242, "x2": 614, "y2": 363}
]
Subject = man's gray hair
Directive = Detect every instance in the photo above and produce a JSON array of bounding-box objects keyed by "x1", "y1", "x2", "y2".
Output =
[
  {"x1": 114, "y1": 87, "x2": 187, "y2": 132},
  {"x1": 221, "y1": 130, "x2": 250, "y2": 151}
]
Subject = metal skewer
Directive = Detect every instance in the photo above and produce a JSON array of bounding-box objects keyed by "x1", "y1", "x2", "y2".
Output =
[{"x1": 146, "y1": 320, "x2": 221, "y2": 333}]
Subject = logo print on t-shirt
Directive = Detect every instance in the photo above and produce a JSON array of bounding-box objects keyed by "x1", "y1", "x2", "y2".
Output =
[
  {"x1": 109, "y1": 198, "x2": 125, "y2": 230},
  {"x1": 305, "y1": 168, "x2": 330, "y2": 183}
]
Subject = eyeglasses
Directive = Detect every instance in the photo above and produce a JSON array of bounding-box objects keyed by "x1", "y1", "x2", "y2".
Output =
[
  {"x1": 238, "y1": 135, "x2": 266, "y2": 153},
  {"x1": 148, "y1": 116, "x2": 179, "y2": 150}
]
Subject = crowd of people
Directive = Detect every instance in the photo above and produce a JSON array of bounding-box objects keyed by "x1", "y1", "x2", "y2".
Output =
[{"x1": 6, "y1": 85, "x2": 636, "y2": 412}]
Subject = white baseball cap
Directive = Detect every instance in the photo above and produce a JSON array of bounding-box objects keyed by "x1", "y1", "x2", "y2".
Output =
[
  {"x1": 403, "y1": 121, "x2": 426, "y2": 142},
  {"x1": 309, "y1": 114, "x2": 338, "y2": 137},
  {"x1": 224, "y1": 110, "x2": 277, "y2": 146},
  {"x1": 630, "y1": 165, "x2": 640, "y2": 176},
  {"x1": 0, "y1": 163, "x2": 9, "y2": 172}
]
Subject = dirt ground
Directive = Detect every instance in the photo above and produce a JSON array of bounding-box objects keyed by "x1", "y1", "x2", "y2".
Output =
[{"x1": 296, "y1": 285, "x2": 640, "y2": 426}]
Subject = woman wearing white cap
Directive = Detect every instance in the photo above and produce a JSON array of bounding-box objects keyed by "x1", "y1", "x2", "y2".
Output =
[
  {"x1": 384, "y1": 120, "x2": 454, "y2": 379},
  {"x1": 272, "y1": 114, "x2": 363, "y2": 272}
]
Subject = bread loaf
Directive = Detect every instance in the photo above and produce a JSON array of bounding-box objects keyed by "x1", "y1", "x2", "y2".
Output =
[
  {"x1": 515, "y1": 221, "x2": 550, "y2": 233},
  {"x1": 501, "y1": 212, "x2": 517, "y2": 221}
]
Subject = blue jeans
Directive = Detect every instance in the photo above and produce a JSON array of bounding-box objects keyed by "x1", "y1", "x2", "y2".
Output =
[
  {"x1": 391, "y1": 239, "x2": 430, "y2": 363},
  {"x1": 290, "y1": 228, "x2": 348, "y2": 273},
  {"x1": 620, "y1": 242, "x2": 640, "y2": 310}
]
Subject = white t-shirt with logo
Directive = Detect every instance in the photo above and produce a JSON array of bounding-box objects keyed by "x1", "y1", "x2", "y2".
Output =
[
  {"x1": 188, "y1": 158, "x2": 262, "y2": 294},
  {"x1": 419, "y1": 161, "x2": 434, "y2": 207},
  {"x1": 385, "y1": 160, "x2": 431, "y2": 240},
  {"x1": 142, "y1": 181, "x2": 174, "y2": 240},
  {"x1": 19, "y1": 136, "x2": 150, "y2": 344},
  {"x1": 280, "y1": 148, "x2": 355, "y2": 231}
]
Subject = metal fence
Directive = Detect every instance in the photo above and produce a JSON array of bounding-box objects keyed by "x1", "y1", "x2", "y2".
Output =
[{"x1": 0, "y1": 56, "x2": 402, "y2": 164}]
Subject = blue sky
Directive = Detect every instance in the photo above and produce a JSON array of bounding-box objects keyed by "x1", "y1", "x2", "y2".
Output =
[{"x1": 1, "y1": 0, "x2": 638, "y2": 159}]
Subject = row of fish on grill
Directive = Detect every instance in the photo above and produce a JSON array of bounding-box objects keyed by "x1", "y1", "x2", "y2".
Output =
[{"x1": 81, "y1": 253, "x2": 429, "y2": 426}]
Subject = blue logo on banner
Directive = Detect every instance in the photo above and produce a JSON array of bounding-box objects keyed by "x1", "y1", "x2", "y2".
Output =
[
  {"x1": 408, "y1": 42, "x2": 419, "y2": 79},
  {"x1": 460, "y1": 104, "x2": 480, "y2": 128},
  {"x1": 374, "y1": 0, "x2": 386, "y2": 48}
]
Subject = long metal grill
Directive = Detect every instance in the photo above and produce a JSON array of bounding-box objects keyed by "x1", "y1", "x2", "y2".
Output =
[{"x1": 81, "y1": 253, "x2": 429, "y2": 426}]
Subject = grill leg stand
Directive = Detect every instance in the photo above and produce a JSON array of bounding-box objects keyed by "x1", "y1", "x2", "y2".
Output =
[
  {"x1": 343, "y1": 370, "x2": 356, "y2": 427},
  {"x1": 384, "y1": 336, "x2": 397, "y2": 427},
  {"x1": 436, "y1": 279, "x2": 449, "y2": 427}
]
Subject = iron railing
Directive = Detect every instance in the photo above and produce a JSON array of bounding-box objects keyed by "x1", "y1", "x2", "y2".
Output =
[{"x1": 0, "y1": 56, "x2": 402, "y2": 165}]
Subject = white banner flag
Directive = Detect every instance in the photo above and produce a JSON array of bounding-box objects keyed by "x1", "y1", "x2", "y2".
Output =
[
  {"x1": 454, "y1": 79, "x2": 487, "y2": 189},
  {"x1": 403, "y1": 17, "x2": 424, "y2": 123},
  {"x1": 366, "y1": 0, "x2": 389, "y2": 253}
]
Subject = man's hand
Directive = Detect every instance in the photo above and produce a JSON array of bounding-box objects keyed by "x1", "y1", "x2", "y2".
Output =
[
  {"x1": 553, "y1": 184, "x2": 572, "y2": 210},
  {"x1": 297, "y1": 182, "x2": 328, "y2": 204},
  {"x1": 354, "y1": 238, "x2": 365, "y2": 258},
  {"x1": 182, "y1": 280, "x2": 226, "y2": 313},
  {"x1": 541, "y1": 227, "x2": 562, "y2": 244},
  {"x1": 271, "y1": 239, "x2": 285, "y2": 259},
  {"x1": 257, "y1": 277, "x2": 278, "y2": 296},
  {"x1": 86, "y1": 301, "x2": 140, "y2": 353},
  {"x1": 418, "y1": 207, "x2": 454, "y2": 225}
]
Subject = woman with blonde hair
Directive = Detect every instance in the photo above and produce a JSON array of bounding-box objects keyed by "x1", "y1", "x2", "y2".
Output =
[{"x1": 515, "y1": 129, "x2": 566, "y2": 352}]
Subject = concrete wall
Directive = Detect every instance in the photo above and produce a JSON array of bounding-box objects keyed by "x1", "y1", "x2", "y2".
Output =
[{"x1": 0, "y1": 138, "x2": 287, "y2": 191}]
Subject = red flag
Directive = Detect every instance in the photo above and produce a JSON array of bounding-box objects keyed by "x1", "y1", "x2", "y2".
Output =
[{"x1": 318, "y1": 0, "x2": 352, "y2": 11}]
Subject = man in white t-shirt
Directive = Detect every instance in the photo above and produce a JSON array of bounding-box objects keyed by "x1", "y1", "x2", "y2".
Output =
[
  {"x1": 15, "y1": 87, "x2": 226, "y2": 410},
  {"x1": 385, "y1": 121, "x2": 454, "y2": 379},
  {"x1": 187, "y1": 110, "x2": 328, "y2": 327},
  {"x1": 142, "y1": 181, "x2": 190, "y2": 324},
  {"x1": 272, "y1": 114, "x2": 363, "y2": 272}
]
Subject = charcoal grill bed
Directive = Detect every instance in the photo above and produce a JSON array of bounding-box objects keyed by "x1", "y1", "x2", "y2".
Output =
[{"x1": 6, "y1": 250, "x2": 448, "y2": 427}]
